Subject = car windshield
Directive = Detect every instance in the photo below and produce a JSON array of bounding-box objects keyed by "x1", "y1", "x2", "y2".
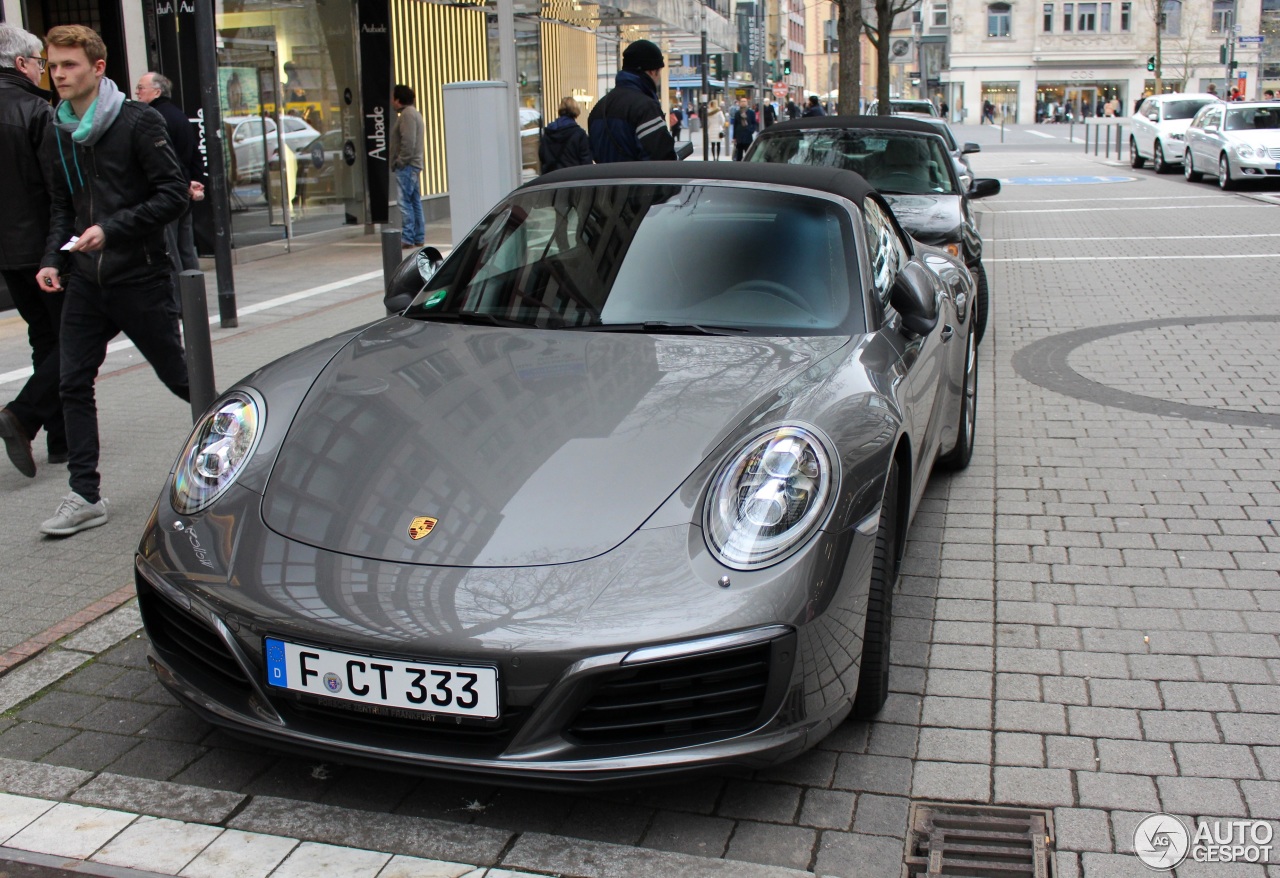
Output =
[
  {"x1": 1225, "y1": 107, "x2": 1280, "y2": 130},
  {"x1": 749, "y1": 130, "x2": 958, "y2": 196},
  {"x1": 407, "y1": 183, "x2": 860, "y2": 334},
  {"x1": 1162, "y1": 99, "x2": 1211, "y2": 120},
  {"x1": 892, "y1": 100, "x2": 937, "y2": 115}
]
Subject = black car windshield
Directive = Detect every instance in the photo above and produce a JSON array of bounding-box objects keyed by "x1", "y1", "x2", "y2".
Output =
[
  {"x1": 749, "y1": 130, "x2": 958, "y2": 196},
  {"x1": 1162, "y1": 99, "x2": 1212, "y2": 120},
  {"x1": 407, "y1": 184, "x2": 861, "y2": 334}
]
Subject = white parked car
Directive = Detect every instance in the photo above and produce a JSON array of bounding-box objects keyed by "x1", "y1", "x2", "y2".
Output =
[
  {"x1": 1129, "y1": 93, "x2": 1218, "y2": 173},
  {"x1": 864, "y1": 99, "x2": 940, "y2": 118},
  {"x1": 225, "y1": 114, "x2": 321, "y2": 183},
  {"x1": 1183, "y1": 101, "x2": 1280, "y2": 189}
]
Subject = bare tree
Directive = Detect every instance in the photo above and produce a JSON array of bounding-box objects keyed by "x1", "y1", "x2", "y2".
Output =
[
  {"x1": 837, "y1": 0, "x2": 864, "y2": 113},
  {"x1": 1158, "y1": 17, "x2": 1208, "y2": 91},
  {"x1": 865, "y1": 0, "x2": 919, "y2": 112},
  {"x1": 1141, "y1": 0, "x2": 1168, "y2": 93}
]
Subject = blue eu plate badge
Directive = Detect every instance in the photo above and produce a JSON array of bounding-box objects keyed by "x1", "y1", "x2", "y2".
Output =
[{"x1": 265, "y1": 638, "x2": 287, "y2": 687}]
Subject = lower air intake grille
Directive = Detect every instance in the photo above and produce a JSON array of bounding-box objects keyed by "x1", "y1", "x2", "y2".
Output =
[
  {"x1": 566, "y1": 643, "x2": 771, "y2": 745},
  {"x1": 137, "y1": 577, "x2": 252, "y2": 693},
  {"x1": 903, "y1": 803, "x2": 1054, "y2": 877}
]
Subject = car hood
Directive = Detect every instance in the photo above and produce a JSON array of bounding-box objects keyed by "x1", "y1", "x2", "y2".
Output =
[
  {"x1": 1222, "y1": 129, "x2": 1280, "y2": 146},
  {"x1": 881, "y1": 193, "x2": 963, "y2": 245},
  {"x1": 260, "y1": 318, "x2": 848, "y2": 568}
]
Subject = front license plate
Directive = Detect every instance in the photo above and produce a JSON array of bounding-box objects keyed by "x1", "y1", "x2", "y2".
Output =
[{"x1": 264, "y1": 638, "x2": 499, "y2": 719}]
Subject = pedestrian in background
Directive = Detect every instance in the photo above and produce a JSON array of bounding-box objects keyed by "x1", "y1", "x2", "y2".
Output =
[
  {"x1": 1265, "y1": 89, "x2": 1276, "y2": 100},
  {"x1": 0, "y1": 22, "x2": 66, "y2": 479},
  {"x1": 940, "y1": 100, "x2": 949, "y2": 119},
  {"x1": 539, "y1": 96, "x2": 592, "y2": 173},
  {"x1": 802, "y1": 95, "x2": 824, "y2": 117},
  {"x1": 390, "y1": 83, "x2": 424, "y2": 249},
  {"x1": 588, "y1": 39, "x2": 675, "y2": 163},
  {"x1": 669, "y1": 103, "x2": 683, "y2": 141},
  {"x1": 731, "y1": 96, "x2": 757, "y2": 160},
  {"x1": 703, "y1": 99, "x2": 724, "y2": 160},
  {"x1": 134, "y1": 71, "x2": 204, "y2": 309},
  {"x1": 785, "y1": 98, "x2": 800, "y2": 120},
  {"x1": 36, "y1": 24, "x2": 189, "y2": 536}
]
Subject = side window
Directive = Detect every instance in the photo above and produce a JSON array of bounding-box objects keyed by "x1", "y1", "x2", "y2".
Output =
[{"x1": 863, "y1": 199, "x2": 907, "y2": 306}]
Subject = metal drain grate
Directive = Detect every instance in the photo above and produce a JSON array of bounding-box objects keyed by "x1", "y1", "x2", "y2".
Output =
[{"x1": 903, "y1": 802, "x2": 1055, "y2": 877}]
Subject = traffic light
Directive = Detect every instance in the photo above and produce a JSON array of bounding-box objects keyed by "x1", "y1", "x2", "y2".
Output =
[
  {"x1": 1146, "y1": 55, "x2": 1155, "y2": 71},
  {"x1": 1219, "y1": 44, "x2": 1228, "y2": 63},
  {"x1": 782, "y1": 57, "x2": 792, "y2": 75},
  {"x1": 767, "y1": 60, "x2": 777, "y2": 81}
]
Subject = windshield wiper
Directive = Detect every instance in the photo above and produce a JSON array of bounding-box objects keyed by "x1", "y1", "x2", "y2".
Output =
[{"x1": 566, "y1": 321, "x2": 750, "y2": 336}]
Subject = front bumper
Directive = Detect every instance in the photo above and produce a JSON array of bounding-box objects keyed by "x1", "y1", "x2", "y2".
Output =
[{"x1": 135, "y1": 489, "x2": 875, "y2": 785}]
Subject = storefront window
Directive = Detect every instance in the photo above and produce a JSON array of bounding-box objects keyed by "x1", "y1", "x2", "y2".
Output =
[
  {"x1": 215, "y1": 0, "x2": 365, "y2": 249},
  {"x1": 982, "y1": 81, "x2": 1018, "y2": 121}
]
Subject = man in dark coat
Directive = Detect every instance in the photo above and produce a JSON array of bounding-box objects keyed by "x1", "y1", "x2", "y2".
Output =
[
  {"x1": 588, "y1": 39, "x2": 675, "y2": 163},
  {"x1": 0, "y1": 22, "x2": 66, "y2": 478},
  {"x1": 135, "y1": 71, "x2": 203, "y2": 297},
  {"x1": 731, "y1": 97, "x2": 757, "y2": 160},
  {"x1": 802, "y1": 95, "x2": 825, "y2": 116},
  {"x1": 36, "y1": 25, "x2": 189, "y2": 536},
  {"x1": 785, "y1": 98, "x2": 800, "y2": 120}
]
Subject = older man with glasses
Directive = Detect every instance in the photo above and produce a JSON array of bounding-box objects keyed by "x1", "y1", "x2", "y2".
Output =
[{"x1": 0, "y1": 22, "x2": 67, "y2": 479}]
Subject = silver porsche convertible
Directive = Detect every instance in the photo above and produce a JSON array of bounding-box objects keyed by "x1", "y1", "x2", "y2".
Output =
[{"x1": 136, "y1": 162, "x2": 978, "y2": 785}]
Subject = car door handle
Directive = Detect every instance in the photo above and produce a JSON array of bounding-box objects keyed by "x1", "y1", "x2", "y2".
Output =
[{"x1": 941, "y1": 324, "x2": 954, "y2": 342}]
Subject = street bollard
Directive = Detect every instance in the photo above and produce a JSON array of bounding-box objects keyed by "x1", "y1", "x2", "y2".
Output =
[
  {"x1": 382, "y1": 227, "x2": 404, "y2": 296},
  {"x1": 180, "y1": 270, "x2": 218, "y2": 423}
]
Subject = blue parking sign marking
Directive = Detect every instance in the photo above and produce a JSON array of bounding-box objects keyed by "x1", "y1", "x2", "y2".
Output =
[{"x1": 265, "y1": 638, "x2": 288, "y2": 688}]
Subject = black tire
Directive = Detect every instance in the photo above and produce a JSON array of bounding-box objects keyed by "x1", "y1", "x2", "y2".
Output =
[
  {"x1": 1129, "y1": 137, "x2": 1146, "y2": 169},
  {"x1": 938, "y1": 323, "x2": 977, "y2": 471},
  {"x1": 1153, "y1": 141, "x2": 1170, "y2": 174},
  {"x1": 1184, "y1": 150, "x2": 1203, "y2": 182},
  {"x1": 1218, "y1": 154, "x2": 1236, "y2": 190},
  {"x1": 852, "y1": 463, "x2": 900, "y2": 718},
  {"x1": 971, "y1": 261, "x2": 989, "y2": 346}
]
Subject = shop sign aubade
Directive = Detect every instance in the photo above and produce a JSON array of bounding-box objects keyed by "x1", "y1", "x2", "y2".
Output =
[{"x1": 358, "y1": 1, "x2": 392, "y2": 223}]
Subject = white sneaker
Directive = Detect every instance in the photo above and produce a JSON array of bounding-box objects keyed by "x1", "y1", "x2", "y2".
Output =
[{"x1": 40, "y1": 492, "x2": 109, "y2": 537}]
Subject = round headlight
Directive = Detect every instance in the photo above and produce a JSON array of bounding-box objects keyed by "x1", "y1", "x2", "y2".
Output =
[
  {"x1": 171, "y1": 392, "x2": 262, "y2": 514},
  {"x1": 704, "y1": 425, "x2": 836, "y2": 570}
]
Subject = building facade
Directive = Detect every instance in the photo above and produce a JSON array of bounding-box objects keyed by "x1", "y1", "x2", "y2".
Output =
[{"x1": 944, "y1": 0, "x2": 1271, "y2": 125}]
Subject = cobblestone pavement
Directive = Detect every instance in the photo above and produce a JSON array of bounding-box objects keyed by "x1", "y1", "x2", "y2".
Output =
[{"x1": 1, "y1": 125, "x2": 1279, "y2": 877}]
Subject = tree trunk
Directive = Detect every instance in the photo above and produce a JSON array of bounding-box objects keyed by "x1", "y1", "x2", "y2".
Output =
[
  {"x1": 838, "y1": 0, "x2": 863, "y2": 113},
  {"x1": 865, "y1": 0, "x2": 892, "y2": 113}
]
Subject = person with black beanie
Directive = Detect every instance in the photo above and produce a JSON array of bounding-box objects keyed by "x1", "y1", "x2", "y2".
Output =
[{"x1": 588, "y1": 39, "x2": 675, "y2": 163}]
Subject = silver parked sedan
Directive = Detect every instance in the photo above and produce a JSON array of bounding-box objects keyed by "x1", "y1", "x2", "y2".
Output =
[
  {"x1": 137, "y1": 162, "x2": 978, "y2": 786},
  {"x1": 1183, "y1": 101, "x2": 1280, "y2": 189}
]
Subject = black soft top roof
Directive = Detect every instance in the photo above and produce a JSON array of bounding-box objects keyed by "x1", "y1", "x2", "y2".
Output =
[
  {"x1": 761, "y1": 115, "x2": 947, "y2": 136},
  {"x1": 529, "y1": 160, "x2": 878, "y2": 207}
]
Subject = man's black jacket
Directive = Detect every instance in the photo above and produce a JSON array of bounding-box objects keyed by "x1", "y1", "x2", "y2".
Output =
[
  {"x1": 149, "y1": 94, "x2": 203, "y2": 184},
  {"x1": 0, "y1": 69, "x2": 55, "y2": 270},
  {"x1": 42, "y1": 100, "x2": 187, "y2": 286},
  {"x1": 588, "y1": 70, "x2": 675, "y2": 163}
]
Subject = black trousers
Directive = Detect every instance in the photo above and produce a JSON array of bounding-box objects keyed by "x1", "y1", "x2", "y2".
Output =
[
  {"x1": 1, "y1": 268, "x2": 66, "y2": 455},
  {"x1": 60, "y1": 272, "x2": 190, "y2": 503}
]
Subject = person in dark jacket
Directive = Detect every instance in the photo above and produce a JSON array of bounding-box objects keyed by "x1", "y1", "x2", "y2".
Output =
[
  {"x1": 0, "y1": 22, "x2": 66, "y2": 479},
  {"x1": 135, "y1": 71, "x2": 203, "y2": 279},
  {"x1": 588, "y1": 39, "x2": 675, "y2": 163},
  {"x1": 539, "y1": 96, "x2": 592, "y2": 172},
  {"x1": 802, "y1": 95, "x2": 825, "y2": 117},
  {"x1": 35, "y1": 25, "x2": 189, "y2": 536},
  {"x1": 731, "y1": 97, "x2": 757, "y2": 160},
  {"x1": 785, "y1": 98, "x2": 800, "y2": 120}
]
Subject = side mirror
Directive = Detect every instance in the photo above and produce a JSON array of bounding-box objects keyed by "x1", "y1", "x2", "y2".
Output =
[
  {"x1": 889, "y1": 263, "x2": 938, "y2": 337},
  {"x1": 968, "y1": 178, "x2": 1001, "y2": 199},
  {"x1": 961, "y1": 142, "x2": 981, "y2": 154},
  {"x1": 416, "y1": 246, "x2": 444, "y2": 282}
]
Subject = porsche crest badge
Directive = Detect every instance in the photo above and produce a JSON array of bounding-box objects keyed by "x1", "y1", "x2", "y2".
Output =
[{"x1": 408, "y1": 516, "x2": 438, "y2": 540}]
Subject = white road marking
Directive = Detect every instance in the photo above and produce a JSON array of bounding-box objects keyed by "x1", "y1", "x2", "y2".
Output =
[
  {"x1": 996, "y1": 204, "x2": 1261, "y2": 214},
  {"x1": 1001, "y1": 232, "x2": 1280, "y2": 242},
  {"x1": 989, "y1": 253, "x2": 1280, "y2": 262},
  {"x1": 0, "y1": 269, "x2": 384, "y2": 388},
  {"x1": 996, "y1": 195, "x2": 1234, "y2": 204},
  {"x1": 1023, "y1": 129, "x2": 1056, "y2": 139}
]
